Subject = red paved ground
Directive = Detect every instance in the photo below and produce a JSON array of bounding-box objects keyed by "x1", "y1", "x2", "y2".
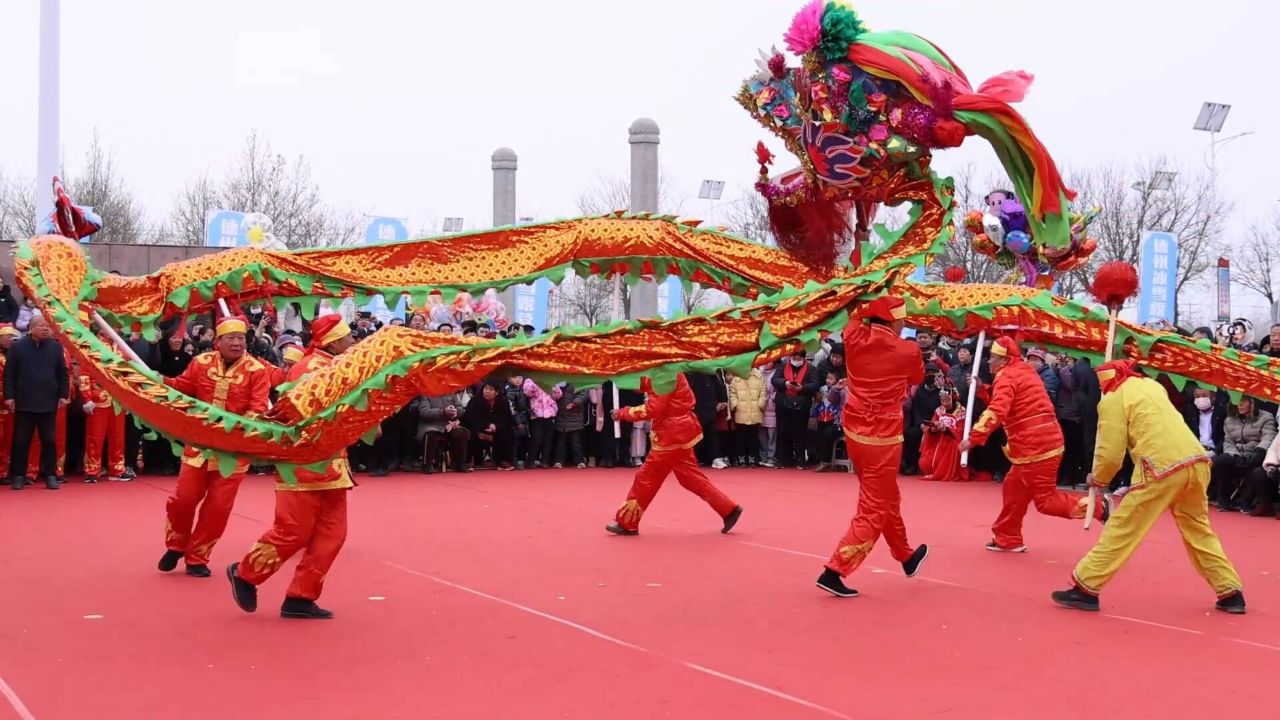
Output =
[{"x1": 1, "y1": 469, "x2": 1277, "y2": 720}]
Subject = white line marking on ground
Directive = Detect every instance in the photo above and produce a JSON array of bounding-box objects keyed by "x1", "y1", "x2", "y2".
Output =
[
  {"x1": 0, "y1": 675, "x2": 38, "y2": 720},
  {"x1": 735, "y1": 540, "x2": 825, "y2": 560},
  {"x1": 1226, "y1": 638, "x2": 1280, "y2": 652},
  {"x1": 384, "y1": 560, "x2": 849, "y2": 719},
  {"x1": 1102, "y1": 614, "x2": 1203, "y2": 635}
]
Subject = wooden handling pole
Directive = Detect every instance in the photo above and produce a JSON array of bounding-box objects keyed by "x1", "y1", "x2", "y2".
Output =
[
  {"x1": 959, "y1": 329, "x2": 987, "y2": 468},
  {"x1": 1084, "y1": 308, "x2": 1120, "y2": 530}
]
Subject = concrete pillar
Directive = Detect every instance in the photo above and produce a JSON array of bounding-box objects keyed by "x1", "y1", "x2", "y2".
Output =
[
  {"x1": 628, "y1": 119, "x2": 660, "y2": 320},
  {"x1": 35, "y1": 0, "x2": 61, "y2": 228},
  {"x1": 492, "y1": 148, "x2": 519, "y2": 319}
]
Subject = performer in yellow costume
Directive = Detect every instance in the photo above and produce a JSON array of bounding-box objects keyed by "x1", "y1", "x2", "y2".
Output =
[{"x1": 1052, "y1": 360, "x2": 1245, "y2": 614}]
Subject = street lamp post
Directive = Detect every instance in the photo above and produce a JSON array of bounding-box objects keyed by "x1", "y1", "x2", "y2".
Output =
[
  {"x1": 1193, "y1": 102, "x2": 1254, "y2": 181},
  {"x1": 698, "y1": 179, "x2": 725, "y2": 225}
]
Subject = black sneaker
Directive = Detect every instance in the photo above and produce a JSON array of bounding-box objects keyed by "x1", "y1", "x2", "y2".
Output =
[
  {"x1": 902, "y1": 544, "x2": 930, "y2": 578},
  {"x1": 185, "y1": 564, "x2": 212, "y2": 578},
  {"x1": 84, "y1": 475, "x2": 98, "y2": 484},
  {"x1": 226, "y1": 562, "x2": 257, "y2": 613},
  {"x1": 985, "y1": 541, "x2": 1027, "y2": 553},
  {"x1": 815, "y1": 568, "x2": 858, "y2": 598},
  {"x1": 44, "y1": 476, "x2": 59, "y2": 490},
  {"x1": 721, "y1": 506, "x2": 744, "y2": 534},
  {"x1": 1100, "y1": 494, "x2": 1112, "y2": 524},
  {"x1": 158, "y1": 550, "x2": 184, "y2": 572},
  {"x1": 1215, "y1": 591, "x2": 1246, "y2": 615},
  {"x1": 121, "y1": 468, "x2": 137, "y2": 480},
  {"x1": 11, "y1": 477, "x2": 27, "y2": 490},
  {"x1": 1051, "y1": 586, "x2": 1099, "y2": 611},
  {"x1": 281, "y1": 597, "x2": 334, "y2": 620},
  {"x1": 605, "y1": 523, "x2": 638, "y2": 536},
  {"x1": 370, "y1": 468, "x2": 390, "y2": 478},
  {"x1": 0, "y1": 477, "x2": 10, "y2": 486}
]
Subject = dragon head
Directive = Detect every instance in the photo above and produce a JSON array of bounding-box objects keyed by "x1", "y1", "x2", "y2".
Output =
[{"x1": 739, "y1": 1, "x2": 1075, "y2": 269}]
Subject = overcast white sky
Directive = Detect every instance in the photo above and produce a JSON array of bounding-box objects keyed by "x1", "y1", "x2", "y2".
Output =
[{"x1": 1, "y1": 0, "x2": 1276, "y2": 320}]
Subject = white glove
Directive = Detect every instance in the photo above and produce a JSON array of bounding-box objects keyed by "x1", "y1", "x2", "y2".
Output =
[{"x1": 82, "y1": 401, "x2": 95, "y2": 415}]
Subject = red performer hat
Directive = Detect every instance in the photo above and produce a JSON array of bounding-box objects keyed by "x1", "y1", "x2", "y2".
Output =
[
  {"x1": 216, "y1": 315, "x2": 249, "y2": 337},
  {"x1": 989, "y1": 336, "x2": 1022, "y2": 360},
  {"x1": 1095, "y1": 359, "x2": 1143, "y2": 394},
  {"x1": 857, "y1": 296, "x2": 907, "y2": 324},
  {"x1": 310, "y1": 314, "x2": 351, "y2": 350}
]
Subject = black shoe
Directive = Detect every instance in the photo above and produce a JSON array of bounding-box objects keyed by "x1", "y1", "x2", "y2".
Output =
[
  {"x1": 815, "y1": 568, "x2": 858, "y2": 598},
  {"x1": 44, "y1": 476, "x2": 59, "y2": 490},
  {"x1": 85, "y1": 475, "x2": 98, "y2": 484},
  {"x1": 1100, "y1": 494, "x2": 1111, "y2": 524},
  {"x1": 56, "y1": 475, "x2": 66, "y2": 483},
  {"x1": 1051, "y1": 586, "x2": 1099, "y2": 611},
  {"x1": 370, "y1": 468, "x2": 390, "y2": 478},
  {"x1": 985, "y1": 541, "x2": 1027, "y2": 553},
  {"x1": 158, "y1": 550, "x2": 184, "y2": 572},
  {"x1": 1216, "y1": 591, "x2": 1247, "y2": 615},
  {"x1": 721, "y1": 506, "x2": 744, "y2": 534},
  {"x1": 11, "y1": 477, "x2": 27, "y2": 490},
  {"x1": 455, "y1": 464, "x2": 472, "y2": 473},
  {"x1": 185, "y1": 564, "x2": 212, "y2": 578},
  {"x1": 902, "y1": 544, "x2": 930, "y2": 578},
  {"x1": 605, "y1": 523, "x2": 638, "y2": 536},
  {"x1": 423, "y1": 464, "x2": 437, "y2": 475},
  {"x1": 226, "y1": 562, "x2": 257, "y2": 613},
  {"x1": 121, "y1": 468, "x2": 136, "y2": 480},
  {"x1": 281, "y1": 597, "x2": 334, "y2": 619},
  {"x1": 0, "y1": 477, "x2": 10, "y2": 486}
]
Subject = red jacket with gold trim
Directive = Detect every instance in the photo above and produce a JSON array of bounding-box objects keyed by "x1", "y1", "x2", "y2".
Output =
[
  {"x1": 279, "y1": 350, "x2": 355, "y2": 491},
  {"x1": 618, "y1": 374, "x2": 702, "y2": 452},
  {"x1": 840, "y1": 321, "x2": 924, "y2": 443},
  {"x1": 165, "y1": 351, "x2": 272, "y2": 469},
  {"x1": 969, "y1": 358, "x2": 1063, "y2": 463}
]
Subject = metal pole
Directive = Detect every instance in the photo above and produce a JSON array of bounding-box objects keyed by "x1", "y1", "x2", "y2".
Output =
[
  {"x1": 959, "y1": 329, "x2": 986, "y2": 468},
  {"x1": 35, "y1": 0, "x2": 61, "y2": 227}
]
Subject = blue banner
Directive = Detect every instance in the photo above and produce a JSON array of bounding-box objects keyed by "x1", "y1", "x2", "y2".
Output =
[
  {"x1": 364, "y1": 216, "x2": 409, "y2": 245},
  {"x1": 655, "y1": 276, "x2": 683, "y2": 320},
  {"x1": 1137, "y1": 231, "x2": 1178, "y2": 324},
  {"x1": 205, "y1": 209, "x2": 247, "y2": 247},
  {"x1": 512, "y1": 278, "x2": 550, "y2": 332}
]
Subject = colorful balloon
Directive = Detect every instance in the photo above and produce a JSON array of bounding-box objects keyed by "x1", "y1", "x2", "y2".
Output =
[
  {"x1": 1004, "y1": 230, "x2": 1031, "y2": 254},
  {"x1": 964, "y1": 210, "x2": 985, "y2": 234},
  {"x1": 982, "y1": 214, "x2": 1006, "y2": 246}
]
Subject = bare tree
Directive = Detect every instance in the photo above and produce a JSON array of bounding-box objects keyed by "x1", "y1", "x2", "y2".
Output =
[
  {"x1": 1234, "y1": 211, "x2": 1280, "y2": 306},
  {"x1": 720, "y1": 188, "x2": 772, "y2": 244},
  {"x1": 574, "y1": 172, "x2": 686, "y2": 216},
  {"x1": 549, "y1": 273, "x2": 619, "y2": 327},
  {"x1": 0, "y1": 172, "x2": 38, "y2": 241},
  {"x1": 1063, "y1": 158, "x2": 1231, "y2": 319},
  {"x1": 62, "y1": 131, "x2": 149, "y2": 244},
  {"x1": 682, "y1": 284, "x2": 711, "y2": 313},
  {"x1": 166, "y1": 130, "x2": 362, "y2": 248}
]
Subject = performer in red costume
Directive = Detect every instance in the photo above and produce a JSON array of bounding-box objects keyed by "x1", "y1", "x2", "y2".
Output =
[
  {"x1": 0, "y1": 324, "x2": 17, "y2": 483},
  {"x1": 605, "y1": 373, "x2": 742, "y2": 535},
  {"x1": 81, "y1": 329, "x2": 128, "y2": 482},
  {"x1": 817, "y1": 297, "x2": 930, "y2": 598},
  {"x1": 159, "y1": 315, "x2": 272, "y2": 577},
  {"x1": 958, "y1": 337, "x2": 1107, "y2": 552},
  {"x1": 27, "y1": 343, "x2": 74, "y2": 482},
  {"x1": 228, "y1": 314, "x2": 356, "y2": 619}
]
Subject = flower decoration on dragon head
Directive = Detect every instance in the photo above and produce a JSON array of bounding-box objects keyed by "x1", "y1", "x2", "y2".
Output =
[{"x1": 738, "y1": 0, "x2": 1075, "y2": 273}]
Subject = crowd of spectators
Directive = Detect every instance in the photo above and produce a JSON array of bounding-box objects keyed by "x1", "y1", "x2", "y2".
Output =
[{"x1": 2, "y1": 274, "x2": 1279, "y2": 522}]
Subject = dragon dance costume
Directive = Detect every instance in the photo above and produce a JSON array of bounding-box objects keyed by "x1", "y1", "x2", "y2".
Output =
[
  {"x1": 1054, "y1": 361, "x2": 1245, "y2": 613},
  {"x1": 158, "y1": 316, "x2": 273, "y2": 577},
  {"x1": 607, "y1": 374, "x2": 741, "y2": 535},
  {"x1": 966, "y1": 337, "x2": 1104, "y2": 551},
  {"x1": 81, "y1": 339, "x2": 127, "y2": 481},
  {"x1": 230, "y1": 314, "x2": 355, "y2": 620},
  {"x1": 817, "y1": 297, "x2": 929, "y2": 597}
]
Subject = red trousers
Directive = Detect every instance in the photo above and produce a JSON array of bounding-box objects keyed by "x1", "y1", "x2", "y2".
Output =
[
  {"x1": 83, "y1": 407, "x2": 126, "y2": 477},
  {"x1": 990, "y1": 455, "x2": 1097, "y2": 548},
  {"x1": 0, "y1": 411, "x2": 11, "y2": 478},
  {"x1": 826, "y1": 436, "x2": 915, "y2": 576},
  {"x1": 238, "y1": 489, "x2": 348, "y2": 601},
  {"x1": 614, "y1": 447, "x2": 737, "y2": 531},
  {"x1": 28, "y1": 406, "x2": 66, "y2": 477},
  {"x1": 165, "y1": 461, "x2": 248, "y2": 565}
]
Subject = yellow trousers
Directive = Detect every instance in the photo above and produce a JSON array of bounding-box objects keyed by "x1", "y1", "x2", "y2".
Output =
[{"x1": 1073, "y1": 461, "x2": 1242, "y2": 597}]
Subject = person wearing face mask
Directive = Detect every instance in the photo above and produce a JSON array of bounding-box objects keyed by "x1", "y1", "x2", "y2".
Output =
[
  {"x1": 772, "y1": 350, "x2": 819, "y2": 469},
  {"x1": 1209, "y1": 396, "x2": 1276, "y2": 512},
  {"x1": 759, "y1": 361, "x2": 779, "y2": 467},
  {"x1": 1053, "y1": 360, "x2": 1244, "y2": 614},
  {"x1": 959, "y1": 337, "x2": 1107, "y2": 552},
  {"x1": 1183, "y1": 386, "x2": 1225, "y2": 456}
]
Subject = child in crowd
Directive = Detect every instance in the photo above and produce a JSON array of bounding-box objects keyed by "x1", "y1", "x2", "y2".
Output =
[{"x1": 813, "y1": 372, "x2": 844, "y2": 472}]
